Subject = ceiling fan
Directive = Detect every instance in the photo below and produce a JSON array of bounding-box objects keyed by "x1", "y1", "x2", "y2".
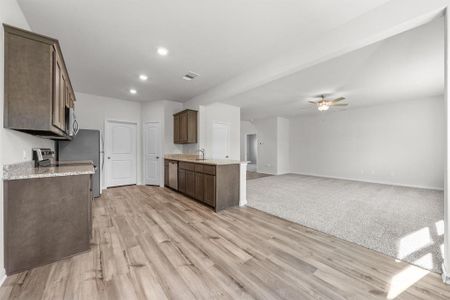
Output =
[{"x1": 309, "y1": 95, "x2": 348, "y2": 111}]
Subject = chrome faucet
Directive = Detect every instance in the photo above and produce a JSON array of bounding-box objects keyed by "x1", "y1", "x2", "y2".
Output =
[{"x1": 197, "y1": 148, "x2": 205, "y2": 160}]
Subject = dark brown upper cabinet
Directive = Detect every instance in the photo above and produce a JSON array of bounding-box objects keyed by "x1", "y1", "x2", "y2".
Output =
[
  {"x1": 173, "y1": 109, "x2": 197, "y2": 144},
  {"x1": 3, "y1": 24, "x2": 75, "y2": 140}
]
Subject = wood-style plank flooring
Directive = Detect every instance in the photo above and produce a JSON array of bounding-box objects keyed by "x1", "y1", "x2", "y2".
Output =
[{"x1": 1, "y1": 185, "x2": 450, "y2": 299}]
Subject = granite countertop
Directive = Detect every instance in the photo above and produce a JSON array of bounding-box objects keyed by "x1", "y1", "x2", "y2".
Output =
[
  {"x1": 3, "y1": 160, "x2": 95, "y2": 180},
  {"x1": 164, "y1": 154, "x2": 245, "y2": 165}
]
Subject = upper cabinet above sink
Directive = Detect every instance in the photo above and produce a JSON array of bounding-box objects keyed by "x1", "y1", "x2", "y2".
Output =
[
  {"x1": 174, "y1": 109, "x2": 197, "y2": 144},
  {"x1": 3, "y1": 24, "x2": 76, "y2": 140}
]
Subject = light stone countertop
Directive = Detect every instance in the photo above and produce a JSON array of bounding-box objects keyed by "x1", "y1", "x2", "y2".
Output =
[
  {"x1": 164, "y1": 154, "x2": 245, "y2": 165},
  {"x1": 3, "y1": 161, "x2": 95, "y2": 180}
]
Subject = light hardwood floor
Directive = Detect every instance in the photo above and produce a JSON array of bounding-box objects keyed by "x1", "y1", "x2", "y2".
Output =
[{"x1": 1, "y1": 185, "x2": 449, "y2": 299}]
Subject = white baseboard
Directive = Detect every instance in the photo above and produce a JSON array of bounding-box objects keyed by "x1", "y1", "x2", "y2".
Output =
[
  {"x1": 442, "y1": 263, "x2": 450, "y2": 284},
  {"x1": 290, "y1": 172, "x2": 443, "y2": 191}
]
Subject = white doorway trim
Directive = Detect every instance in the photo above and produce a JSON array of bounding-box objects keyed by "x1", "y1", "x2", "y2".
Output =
[
  {"x1": 104, "y1": 119, "x2": 138, "y2": 188},
  {"x1": 246, "y1": 133, "x2": 258, "y2": 163},
  {"x1": 443, "y1": 7, "x2": 450, "y2": 284},
  {"x1": 143, "y1": 121, "x2": 163, "y2": 187},
  {"x1": 246, "y1": 133, "x2": 257, "y2": 172}
]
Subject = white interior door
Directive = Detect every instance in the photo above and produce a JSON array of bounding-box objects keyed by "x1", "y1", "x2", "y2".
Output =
[
  {"x1": 211, "y1": 122, "x2": 231, "y2": 159},
  {"x1": 105, "y1": 120, "x2": 137, "y2": 187},
  {"x1": 144, "y1": 122, "x2": 162, "y2": 186}
]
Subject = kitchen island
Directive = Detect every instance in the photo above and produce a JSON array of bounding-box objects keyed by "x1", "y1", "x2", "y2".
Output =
[
  {"x1": 3, "y1": 161, "x2": 95, "y2": 275},
  {"x1": 164, "y1": 154, "x2": 246, "y2": 211}
]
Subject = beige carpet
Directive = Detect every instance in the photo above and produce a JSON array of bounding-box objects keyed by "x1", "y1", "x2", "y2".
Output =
[
  {"x1": 247, "y1": 174, "x2": 444, "y2": 273},
  {"x1": 247, "y1": 171, "x2": 272, "y2": 180}
]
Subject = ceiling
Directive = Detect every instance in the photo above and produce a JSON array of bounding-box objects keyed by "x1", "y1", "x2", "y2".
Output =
[
  {"x1": 17, "y1": 0, "x2": 391, "y2": 102},
  {"x1": 226, "y1": 16, "x2": 444, "y2": 120}
]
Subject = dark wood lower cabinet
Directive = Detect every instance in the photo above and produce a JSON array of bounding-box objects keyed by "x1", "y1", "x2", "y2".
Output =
[
  {"x1": 4, "y1": 174, "x2": 92, "y2": 275},
  {"x1": 164, "y1": 162, "x2": 169, "y2": 186},
  {"x1": 194, "y1": 173, "x2": 204, "y2": 202},
  {"x1": 178, "y1": 169, "x2": 186, "y2": 193},
  {"x1": 203, "y1": 174, "x2": 216, "y2": 207},
  {"x1": 185, "y1": 170, "x2": 195, "y2": 198},
  {"x1": 165, "y1": 159, "x2": 239, "y2": 211}
]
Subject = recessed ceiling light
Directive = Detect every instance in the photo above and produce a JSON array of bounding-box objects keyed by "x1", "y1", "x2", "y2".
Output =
[
  {"x1": 139, "y1": 74, "x2": 148, "y2": 81},
  {"x1": 129, "y1": 89, "x2": 137, "y2": 95},
  {"x1": 157, "y1": 47, "x2": 169, "y2": 56}
]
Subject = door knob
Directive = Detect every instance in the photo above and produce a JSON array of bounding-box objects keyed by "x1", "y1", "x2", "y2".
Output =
[
  {"x1": 107, "y1": 157, "x2": 111, "y2": 159},
  {"x1": 156, "y1": 156, "x2": 160, "y2": 159}
]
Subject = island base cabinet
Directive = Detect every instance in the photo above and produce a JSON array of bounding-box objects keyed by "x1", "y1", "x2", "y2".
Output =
[
  {"x1": 164, "y1": 161, "x2": 169, "y2": 187},
  {"x1": 172, "y1": 160, "x2": 239, "y2": 211},
  {"x1": 203, "y1": 174, "x2": 216, "y2": 207},
  {"x1": 185, "y1": 171, "x2": 195, "y2": 198},
  {"x1": 4, "y1": 174, "x2": 91, "y2": 275},
  {"x1": 194, "y1": 173, "x2": 204, "y2": 202},
  {"x1": 214, "y1": 164, "x2": 240, "y2": 211},
  {"x1": 178, "y1": 169, "x2": 186, "y2": 193}
]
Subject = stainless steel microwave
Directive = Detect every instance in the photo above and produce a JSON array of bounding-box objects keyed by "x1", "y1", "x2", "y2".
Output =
[{"x1": 67, "y1": 107, "x2": 79, "y2": 136}]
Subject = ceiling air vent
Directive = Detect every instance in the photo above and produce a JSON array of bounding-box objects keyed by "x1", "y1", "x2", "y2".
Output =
[{"x1": 183, "y1": 72, "x2": 200, "y2": 80}]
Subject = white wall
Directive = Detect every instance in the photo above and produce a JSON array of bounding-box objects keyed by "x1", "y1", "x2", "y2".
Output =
[
  {"x1": 253, "y1": 117, "x2": 278, "y2": 174},
  {"x1": 290, "y1": 97, "x2": 444, "y2": 190},
  {"x1": 240, "y1": 121, "x2": 257, "y2": 161},
  {"x1": 252, "y1": 117, "x2": 290, "y2": 175},
  {"x1": 0, "y1": 0, "x2": 56, "y2": 281},
  {"x1": 184, "y1": 103, "x2": 241, "y2": 160},
  {"x1": 277, "y1": 117, "x2": 290, "y2": 174},
  {"x1": 163, "y1": 101, "x2": 184, "y2": 154},
  {"x1": 141, "y1": 101, "x2": 184, "y2": 150},
  {"x1": 204, "y1": 103, "x2": 240, "y2": 160},
  {"x1": 75, "y1": 92, "x2": 142, "y2": 188}
]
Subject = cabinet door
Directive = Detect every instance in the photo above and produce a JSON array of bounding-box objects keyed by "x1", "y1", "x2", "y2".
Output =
[
  {"x1": 174, "y1": 114, "x2": 180, "y2": 143},
  {"x1": 59, "y1": 74, "x2": 67, "y2": 132},
  {"x1": 65, "y1": 84, "x2": 70, "y2": 108},
  {"x1": 194, "y1": 173, "x2": 204, "y2": 202},
  {"x1": 164, "y1": 164, "x2": 169, "y2": 186},
  {"x1": 187, "y1": 110, "x2": 197, "y2": 143},
  {"x1": 204, "y1": 174, "x2": 216, "y2": 207},
  {"x1": 52, "y1": 50, "x2": 64, "y2": 131},
  {"x1": 70, "y1": 91, "x2": 75, "y2": 108},
  {"x1": 178, "y1": 169, "x2": 186, "y2": 193},
  {"x1": 179, "y1": 112, "x2": 188, "y2": 143},
  {"x1": 185, "y1": 170, "x2": 195, "y2": 198}
]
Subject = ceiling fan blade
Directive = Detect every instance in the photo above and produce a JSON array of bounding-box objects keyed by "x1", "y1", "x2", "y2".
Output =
[
  {"x1": 331, "y1": 97, "x2": 346, "y2": 103},
  {"x1": 308, "y1": 100, "x2": 318, "y2": 104},
  {"x1": 332, "y1": 103, "x2": 348, "y2": 106}
]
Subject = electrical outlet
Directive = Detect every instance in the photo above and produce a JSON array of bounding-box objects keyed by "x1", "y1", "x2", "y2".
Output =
[{"x1": 22, "y1": 150, "x2": 27, "y2": 160}]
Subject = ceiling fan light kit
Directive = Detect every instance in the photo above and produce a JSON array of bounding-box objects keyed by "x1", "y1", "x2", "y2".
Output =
[
  {"x1": 318, "y1": 103, "x2": 330, "y2": 111},
  {"x1": 310, "y1": 95, "x2": 348, "y2": 111}
]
